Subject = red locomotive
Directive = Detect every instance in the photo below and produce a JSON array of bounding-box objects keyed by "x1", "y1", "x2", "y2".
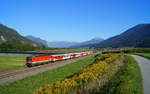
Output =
[{"x1": 26, "y1": 52, "x2": 92, "y2": 67}]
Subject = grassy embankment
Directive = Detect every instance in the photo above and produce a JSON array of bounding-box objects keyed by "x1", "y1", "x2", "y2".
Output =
[
  {"x1": 0, "y1": 55, "x2": 26, "y2": 72},
  {"x1": 99, "y1": 55, "x2": 143, "y2": 94},
  {"x1": 135, "y1": 53, "x2": 150, "y2": 59},
  {"x1": 0, "y1": 56, "x2": 95, "y2": 94}
]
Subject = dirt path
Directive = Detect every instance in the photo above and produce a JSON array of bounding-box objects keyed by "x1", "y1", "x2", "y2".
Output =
[
  {"x1": 0, "y1": 55, "x2": 93, "y2": 85},
  {"x1": 132, "y1": 55, "x2": 150, "y2": 94}
]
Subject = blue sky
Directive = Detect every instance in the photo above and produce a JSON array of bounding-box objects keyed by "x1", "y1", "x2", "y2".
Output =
[{"x1": 0, "y1": 0, "x2": 150, "y2": 42}]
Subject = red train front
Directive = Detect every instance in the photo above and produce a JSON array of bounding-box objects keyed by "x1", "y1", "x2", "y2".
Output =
[{"x1": 26, "y1": 55, "x2": 53, "y2": 67}]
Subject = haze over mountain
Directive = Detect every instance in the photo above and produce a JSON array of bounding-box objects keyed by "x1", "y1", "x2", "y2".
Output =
[
  {"x1": 48, "y1": 37, "x2": 103, "y2": 48},
  {"x1": 25, "y1": 35, "x2": 78, "y2": 48},
  {"x1": 26, "y1": 35, "x2": 48, "y2": 47},
  {"x1": 71, "y1": 38, "x2": 104, "y2": 48},
  {"x1": 84, "y1": 24, "x2": 150, "y2": 48},
  {"x1": 48, "y1": 41, "x2": 78, "y2": 48},
  {"x1": 26, "y1": 35, "x2": 104, "y2": 48}
]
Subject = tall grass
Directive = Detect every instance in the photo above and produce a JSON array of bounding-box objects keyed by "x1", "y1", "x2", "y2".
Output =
[{"x1": 98, "y1": 55, "x2": 143, "y2": 94}]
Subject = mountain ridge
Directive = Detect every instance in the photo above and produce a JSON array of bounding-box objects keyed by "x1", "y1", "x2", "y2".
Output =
[
  {"x1": 85, "y1": 24, "x2": 150, "y2": 48},
  {"x1": 27, "y1": 35, "x2": 104, "y2": 48},
  {"x1": 70, "y1": 38, "x2": 104, "y2": 48}
]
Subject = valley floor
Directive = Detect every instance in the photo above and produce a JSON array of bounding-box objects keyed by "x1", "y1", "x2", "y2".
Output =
[{"x1": 0, "y1": 54, "x2": 144, "y2": 94}]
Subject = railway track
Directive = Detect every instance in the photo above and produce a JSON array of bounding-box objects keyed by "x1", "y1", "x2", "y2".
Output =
[
  {"x1": 0, "y1": 59, "x2": 72, "y2": 79},
  {"x1": 0, "y1": 55, "x2": 95, "y2": 85},
  {"x1": 0, "y1": 65, "x2": 48, "y2": 79}
]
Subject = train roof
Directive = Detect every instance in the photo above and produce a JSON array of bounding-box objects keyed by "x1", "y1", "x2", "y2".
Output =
[{"x1": 27, "y1": 51, "x2": 91, "y2": 57}]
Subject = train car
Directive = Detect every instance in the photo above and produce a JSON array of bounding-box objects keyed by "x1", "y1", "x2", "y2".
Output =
[
  {"x1": 80, "y1": 52, "x2": 92, "y2": 56},
  {"x1": 75, "y1": 53, "x2": 81, "y2": 57},
  {"x1": 80, "y1": 52, "x2": 87, "y2": 56},
  {"x1": 51, "y1": 54, "x2": 64, "y2": 62},
  {"x1": 62, "y1": 54, "x2": 70, "y2": 60},
  {"x1": 69, "y1": 53, "x2": 77, "y2": 59},
  {"x1": 88, "y1": 51, "x2": 93, "y2": 55}
]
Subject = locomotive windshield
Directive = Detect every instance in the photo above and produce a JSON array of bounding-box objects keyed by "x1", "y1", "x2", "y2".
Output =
[{"x1": 26, "y1": 56, "x2": 33, "y2": 61}]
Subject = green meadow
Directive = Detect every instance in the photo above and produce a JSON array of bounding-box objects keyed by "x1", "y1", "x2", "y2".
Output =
[{"x1": 0, "y1": 55, "x2": 26, "y2": 72}]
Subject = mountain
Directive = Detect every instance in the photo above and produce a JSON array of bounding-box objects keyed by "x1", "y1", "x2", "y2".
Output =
[
  {"x1": 88, "y1": 24, "x2": 150, "y2": 48},
  {"x1": 0, "y1": 24, "x2": 45, "y2": 52},
  {"x1": 26, "y1": 35, "x2": 48, "y2": 47},
  {"x1": 71, "y1": 37, "x2": 104, "y2": 48},
  {"x1": 0, "y1": 24, "x2": 36, "y2": 45},
  {"x1": 48, "y1": 41, "x2": 78, "y2": 48}
]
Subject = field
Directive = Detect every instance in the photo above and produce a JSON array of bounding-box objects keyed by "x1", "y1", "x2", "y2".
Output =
[
  {"x1": 0, "y1": 55, "x2": 26, "y2": 72},
  {"x1": 135, "y1": 53, "x2": 150, "y2": 59},
  {"x1": 0, "y1": 56, "x2": 95, "y2": 94}
]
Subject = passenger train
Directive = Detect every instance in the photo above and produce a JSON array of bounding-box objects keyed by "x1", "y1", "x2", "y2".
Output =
[{"x1": 26, "y1": 52, "x2": 92, "y2": 67}]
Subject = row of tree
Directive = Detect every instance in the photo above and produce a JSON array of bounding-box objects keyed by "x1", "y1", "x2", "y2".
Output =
[{"x1": 0, "y1": 40, "x2": 47, "y2": 52}]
